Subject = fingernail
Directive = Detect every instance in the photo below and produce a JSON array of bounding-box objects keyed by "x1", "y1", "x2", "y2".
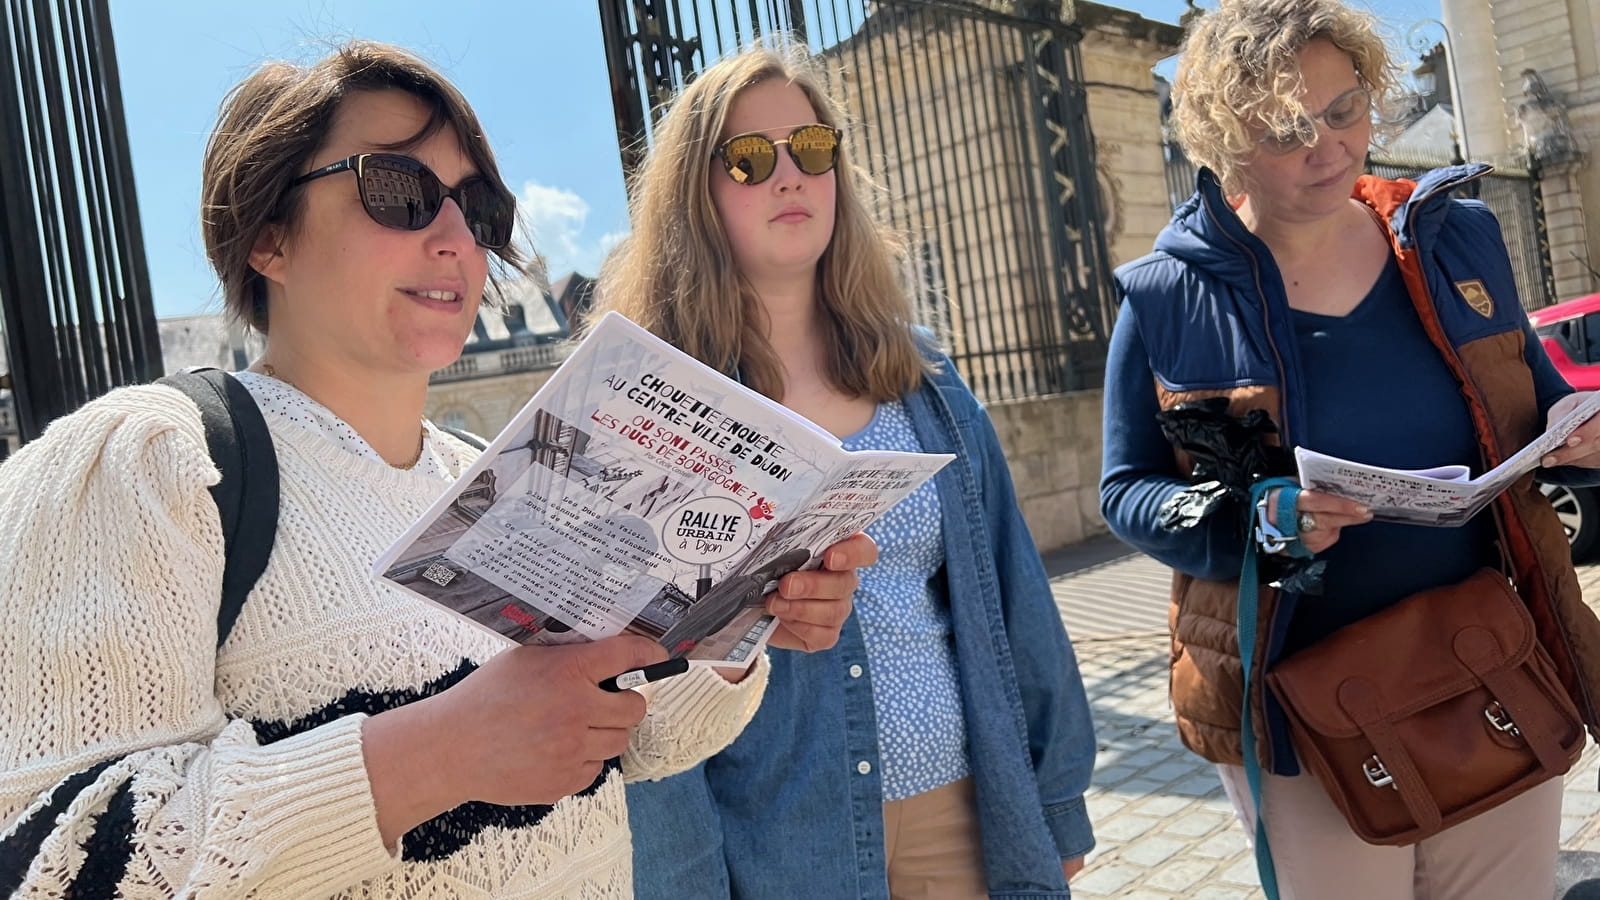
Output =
[
  {"x1": 779, "y1": 577, "x2": 802, "y2": 599},
  {"x1": 1543, "y1": 455, "x2": 1558, "y2": 468},
  {"x1": 768, "y1": 597, "x2": 790, "y2": 615},
  {"x1": 824, "y1": 550, "x2": 840, "y2": 570},
  {"x1": 1570, "y1": 436, "x2": 1584, "y2": 447},
  {"x1": 1357, "y1": 506, "x2": 1371, "y2": 517}
]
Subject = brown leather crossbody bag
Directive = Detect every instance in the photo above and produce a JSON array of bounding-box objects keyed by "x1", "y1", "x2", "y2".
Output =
[{"x1": 1264, "y1": 567, "x2": 1584, "y2": 845}]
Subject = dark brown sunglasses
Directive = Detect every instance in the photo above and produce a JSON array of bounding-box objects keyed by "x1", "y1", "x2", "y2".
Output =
[{"x1": 290, "y1": 153, "x2": 515, "y2": 250}]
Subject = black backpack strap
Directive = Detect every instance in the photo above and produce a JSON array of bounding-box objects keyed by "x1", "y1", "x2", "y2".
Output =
[
  {"x1": 439, "y1": 425, "x2": 487, "y2": 450},
  {"x1": 156, "y1": 368, "x2": 279, "y2": 648}
]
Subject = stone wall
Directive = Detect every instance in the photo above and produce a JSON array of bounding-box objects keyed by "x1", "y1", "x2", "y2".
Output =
[
  {"x1": 987, "y1": 389, "x2": 1108, "y2": 550},
  {"x1": 425, "y1": 368, "x2": 556, "y2": 439}
]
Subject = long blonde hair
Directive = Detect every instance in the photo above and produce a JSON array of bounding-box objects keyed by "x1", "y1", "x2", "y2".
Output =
[{"x1": 592, "y1": 42, "x2": 925, "y2": 403}]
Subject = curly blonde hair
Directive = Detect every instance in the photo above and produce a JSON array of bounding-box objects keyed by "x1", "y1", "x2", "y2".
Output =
[
  {"x1": 590, "y1": 42, "x2": 925, "y2": 403},
  {"x1": 1171, "y1": 0, "x2": 1400, "y2": 191}
]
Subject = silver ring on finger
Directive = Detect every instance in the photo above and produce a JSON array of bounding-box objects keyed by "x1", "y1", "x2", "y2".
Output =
[{"x1": 1298, "y1": 511, "x2": 1317, "y2": 534}]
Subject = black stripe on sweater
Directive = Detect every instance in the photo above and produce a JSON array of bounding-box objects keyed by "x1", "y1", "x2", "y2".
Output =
[
  {"x1": 249, "y1": 659, "x2": 480, "y2": 745},
  {"x1": 62, "y1": 779, "x2": 136, "y2": 899},
  {"x1": 0, "y1": 757, "x2": 123, "y2": 896},
  {"x1": 401, "y1": 759, "x2": 622, "y2": 862},
  {"x1": 250, "y1": 658, "x2": 622, "y2": 863}
]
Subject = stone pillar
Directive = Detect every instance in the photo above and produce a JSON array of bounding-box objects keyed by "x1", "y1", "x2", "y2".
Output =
[
  {"x1": 1484, "y1": 0, "x2": 1599, "y2": 300},
  {"x1": 1541, "y1": 161, "x2": 1597, "y2": 302},
  {"x1": 1442, "y1": 0, "x2": 1512, "y2": 163},
  {"x1": 1075, "y1": 4, "x2": 1184, "y2": 267}
]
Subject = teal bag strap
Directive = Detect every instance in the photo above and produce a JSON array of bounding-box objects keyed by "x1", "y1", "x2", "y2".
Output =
[{"x1": 1239, "y1": 474, "x2": 1309, "y2": 900}]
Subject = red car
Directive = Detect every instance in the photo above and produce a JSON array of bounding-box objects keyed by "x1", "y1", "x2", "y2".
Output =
[{"x1": 1530, "y1": 291, "x2": 1600, "y2": 557}]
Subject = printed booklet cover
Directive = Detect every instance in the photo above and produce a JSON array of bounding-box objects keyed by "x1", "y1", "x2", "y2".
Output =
[{"x1": 374, "y1": 311, "x2": 953, "y2": 668}]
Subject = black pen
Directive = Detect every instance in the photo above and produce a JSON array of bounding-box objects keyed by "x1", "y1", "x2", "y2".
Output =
[{"x1": 599, "y1": 657, "x2": 691, "y2": 692}]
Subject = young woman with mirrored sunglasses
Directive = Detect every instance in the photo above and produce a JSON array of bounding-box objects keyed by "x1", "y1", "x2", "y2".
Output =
[{"x1": 601, "y1": 42, "x2": 1096, "y2": 900}]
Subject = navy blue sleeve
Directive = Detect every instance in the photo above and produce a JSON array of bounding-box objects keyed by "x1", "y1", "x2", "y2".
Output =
[
  {"x1": 1522, "y1": 305, "x2": 1574, "y2": 417},
  {"x1": 1099, "y1": 300, "x2": 1245, "y2": 580},
  {"x1": 1523, "y1": 315, "x2": 1600, "y2": 486},
  {"x1": 1493, "y1": 250, "x2": 1600, "y2": 486}
]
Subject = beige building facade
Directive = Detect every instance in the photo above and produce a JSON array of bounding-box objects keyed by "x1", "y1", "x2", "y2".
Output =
[
  {"x1": 1444, "y1": 0, "x2": 1600, "y2": 302},
  {"x1": 425, "y1": 355, "x2": 561, "y2": 439}
]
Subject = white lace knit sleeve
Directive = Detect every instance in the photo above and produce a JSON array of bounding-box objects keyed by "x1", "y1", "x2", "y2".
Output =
[
  {"x1": 621, "y1": 655, "x2": 769, "y2": 782},
  {"x1": 0, "y1": 386, "x2": 397, "y2": 898}
]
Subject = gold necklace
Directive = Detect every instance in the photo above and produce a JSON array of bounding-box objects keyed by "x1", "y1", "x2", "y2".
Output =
[{"x1": 256, "y1": 363, "x2": 427, "y2": 470}]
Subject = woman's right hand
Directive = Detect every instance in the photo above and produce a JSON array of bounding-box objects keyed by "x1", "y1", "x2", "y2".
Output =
[
  {"x1": 1273, "y1": 487, "x2": 1372, "y2": 554},
  {"x1": 361, "y1": 635, "x2": 667, "y2": 848}
]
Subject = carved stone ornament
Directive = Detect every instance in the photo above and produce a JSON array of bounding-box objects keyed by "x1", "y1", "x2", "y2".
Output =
[{"x1": 1517, "y1": 69, "x2": 1582, "y2": 167}]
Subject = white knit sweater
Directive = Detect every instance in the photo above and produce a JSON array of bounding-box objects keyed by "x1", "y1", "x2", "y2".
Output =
[{"x1": 0, "y1": 384, "x2": 767, "y2": 898}]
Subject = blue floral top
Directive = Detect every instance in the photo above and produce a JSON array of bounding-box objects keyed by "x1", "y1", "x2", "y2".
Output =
[{"x1": 842, "y1": 400, "x2": 967, "y2": 802}]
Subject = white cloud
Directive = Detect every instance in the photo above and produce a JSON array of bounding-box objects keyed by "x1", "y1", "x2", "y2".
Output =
[{"x1": 515, "y1": 181, "x2": 629, "y2": 280}]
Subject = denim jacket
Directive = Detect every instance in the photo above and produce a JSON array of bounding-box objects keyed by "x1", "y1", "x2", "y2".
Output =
[{"x1": 626, "y1": 350, "x2": 1096, "y2": 900}]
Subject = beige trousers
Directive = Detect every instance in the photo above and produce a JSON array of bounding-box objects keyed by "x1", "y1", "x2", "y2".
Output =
[
  {"x1": 1217, "y1": 763, "x2": 1562, "y2": 900},
  {"x1": 881, "y1": 777, "x2": 989, "y2": 899}
]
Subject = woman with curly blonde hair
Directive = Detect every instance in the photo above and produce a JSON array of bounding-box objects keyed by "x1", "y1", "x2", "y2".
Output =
[
  {"x1": 1100, "y1": 0, "x2": 1600, "y2": 897},
  {"x1": 600, "y1": 42, "x2": 1097, "y2": 900}
]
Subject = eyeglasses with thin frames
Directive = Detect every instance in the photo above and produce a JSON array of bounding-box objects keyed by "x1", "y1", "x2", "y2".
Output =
[{"x1": 1257, "y1": 87, "x2": 1372, "y2": 156}]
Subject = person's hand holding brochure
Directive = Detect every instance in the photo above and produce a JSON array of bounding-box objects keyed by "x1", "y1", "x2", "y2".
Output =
[
  {"x1": 374, "y1": 311, "x2": 953, "y2": 669},
  {"x1": 1295, "y1": 391, "x2": 1600, "y2": 526}
]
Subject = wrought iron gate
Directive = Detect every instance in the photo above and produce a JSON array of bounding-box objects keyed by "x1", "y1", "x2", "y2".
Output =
[
  {"x1": 599, "y1": 0, "x2": 1119, "y2": 400},
  {"x1": 0, "y1": 0, "x2": 161, "y2": 443}
]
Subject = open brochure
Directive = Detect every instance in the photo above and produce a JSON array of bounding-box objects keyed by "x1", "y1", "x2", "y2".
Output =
[
  {"x1": 374, "y1": 311, "x2": 954, "y2": 669},
  {"x1": 1295, "y1": 391, "x2": 1600, "y2": 526}
]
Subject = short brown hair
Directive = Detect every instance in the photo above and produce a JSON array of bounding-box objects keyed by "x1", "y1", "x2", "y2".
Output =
[
  {"x1": 201, "y1": 41, "x2": 526, "y2": 332},
  {"x1": 1171, "y1": 0, "x2": 1399, "y2": 191}
]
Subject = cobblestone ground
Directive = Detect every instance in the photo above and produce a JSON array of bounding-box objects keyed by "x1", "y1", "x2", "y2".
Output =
[{"x1": 1055, "y1": 556, "x2": 1600, "y2": 899}]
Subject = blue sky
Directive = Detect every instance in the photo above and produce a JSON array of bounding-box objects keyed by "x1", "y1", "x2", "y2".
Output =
[{"x1": 112, "y1": 0, "x2": 1442, "y2": 318}]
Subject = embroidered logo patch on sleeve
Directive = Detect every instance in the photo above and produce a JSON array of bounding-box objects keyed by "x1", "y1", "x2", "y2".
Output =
[{"x1": 1456, "y1": 279, "x2": 1494, "y2": 318}]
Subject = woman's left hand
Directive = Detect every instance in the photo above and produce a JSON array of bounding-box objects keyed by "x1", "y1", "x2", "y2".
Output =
[
  {"x1": 764, "y1": 533, "x2": 876, "y2": 652},
  {"x1": 1541, "y1": 391, "x2": 1600, "y2": 469}
]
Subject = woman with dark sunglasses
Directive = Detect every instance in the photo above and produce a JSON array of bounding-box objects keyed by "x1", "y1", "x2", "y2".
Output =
[
  {"x1": 0, "y1": 40, "x2": 872, "y2": 899},
  {"x1": 1100, "y1": 0, "x2": 1600, "y2": 896},
  {"x1": 597, "y1": 43, "x2": 1096, "y2": 900}
]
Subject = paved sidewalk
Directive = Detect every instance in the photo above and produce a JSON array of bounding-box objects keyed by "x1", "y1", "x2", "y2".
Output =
[{"x1": 1049, "y1": 540, "x2": 1600, "y2": 899}]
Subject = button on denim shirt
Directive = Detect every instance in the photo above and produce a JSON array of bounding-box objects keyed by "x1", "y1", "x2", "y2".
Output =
[{"x1": 627, "y1": 349, "x2": 1097, "y2": 899}]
